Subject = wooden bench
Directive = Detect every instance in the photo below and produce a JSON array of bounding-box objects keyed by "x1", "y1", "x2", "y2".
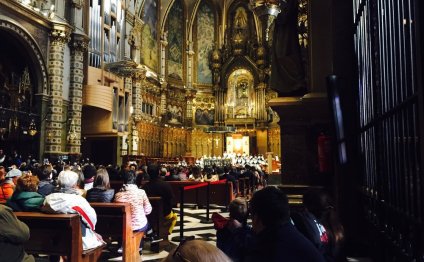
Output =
[
  {"x1": 90, "y1": 202, "x2": 143, "y2": 262},
  {"x1": 167, "y1": 181, "x2": 234, "y2": 207},
  {"x1": 147, "y1": 197, "x2": 165, "y2": 239},
  {"x1": 14, "y1": 212, "x2": 104, "y2": 262},
  {"x1": 110, "y1": 180, "x2": 234, "y2": 207},
  {"x1": 146, "y1": 196, "x2": 169, "y2": 253}
]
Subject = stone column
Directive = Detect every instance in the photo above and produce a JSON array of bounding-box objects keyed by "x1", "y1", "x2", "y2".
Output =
[
  {"x1": 45, "y1": 24, "x2": 71, "y2": 156},
  {"x1": 187, "y1": 42, "x2": 195, "y2": 89},
  {"x1": 67, "y1": 33, "x2": 89, "y2": 155},
  {"x1": 132, "y1": 71, "x2": 145, "y2": 122},
  {"x1": 185, "y1": 89, "x2": 196, "y2": 127},
  {"x1": 159, "y1": 32, "x2": 168, "y2": 120},
  {"x1": 160, "y1": 32, "x2": 168, "y2": 81},
  {"x1": 159, "y1": 82, "x2": 168, "y2": 117}
]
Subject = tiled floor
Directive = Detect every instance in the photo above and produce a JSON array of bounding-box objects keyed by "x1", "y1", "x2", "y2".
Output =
[{"x1": 99, "y1": 205, "x2": 227, "y2": 261}]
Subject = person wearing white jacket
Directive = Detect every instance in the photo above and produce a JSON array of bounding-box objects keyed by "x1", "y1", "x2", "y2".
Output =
[{"x1": 42, "y1": 170, "x2": 104, "y2": 250}]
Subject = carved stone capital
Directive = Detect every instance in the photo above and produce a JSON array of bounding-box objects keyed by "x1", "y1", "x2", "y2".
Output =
[
  {"x1": 161, "y1": 40, "x2": 168, "y2": 47},
  {"x1": 71, "y1": 0, "x2": 84, "y2": 9},
  {"x1": 70, "y1": 34, "x2": 89, "y2": 52},
  {"x1": 50, "y1": 24, "x2": 72, "y2": 45},
  {"x1": 132, "y1": 70, "x2": 146, "y2": 81},
  {"x1": 187, "y1": 50, "x2": 195, "y2": 56},
  {"x1": 160, "y1": 31, "x2": 168, "y2": 47}
]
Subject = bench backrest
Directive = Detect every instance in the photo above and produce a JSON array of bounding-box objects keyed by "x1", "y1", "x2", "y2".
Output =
[
  {"x1": 14, "y1": 212, "x2": 82, "y2": 261},
  {"x1": 146, "y1": 196, "x2": 166, "y2": 238},
  {"x1": 109, "y1": 180, "x2": 234, "y2": 207},
  {"x1": 90, "y1": 202, "x2": 142, "y2": 262},
  {"x1": 89, "y1": 202, "x2": 132, "y2": 245},
  {"x1": 167, "y1": 181, "x2": 234, "y2": 206}
]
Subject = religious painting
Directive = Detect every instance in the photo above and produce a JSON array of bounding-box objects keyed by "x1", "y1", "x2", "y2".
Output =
[
  {"x1": 194, "y1": 108, "x2": 215, "y2": 125},
  {"x1": 166, "y1": 104, "x2": 183, "y2": 124},
  {"x1": 167, "y1": 0, "x2": 183, "y2": 79},
  {"x1": 196, "y1": 2, "x2": 214, "y2": 84},
  {"x1": 141, "y1": 0, "x2": 158, "y2": 71}
]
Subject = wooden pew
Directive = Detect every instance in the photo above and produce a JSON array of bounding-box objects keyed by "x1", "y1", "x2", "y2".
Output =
[
  {"x1": 167, "y1": 181, "x2": 234, "y2": 207},
  {"x1": 14, "y1": 212, "x2": 104, "y2": 262},
  {"x1": 90, "y1": 202, "x2": 143, "y2": 262},
  {"x1": 146, "y1": 196, "x2": 168, "y2": 253},
  {"x1": 147, "y1": 197, "x2": 165, "y2": 239},
  {"x1": 110, "y1": 179, "x2": 234, "y2": 206},
  {"x1": 198, "y1": 181, "x2": 234, "y2": 207}
]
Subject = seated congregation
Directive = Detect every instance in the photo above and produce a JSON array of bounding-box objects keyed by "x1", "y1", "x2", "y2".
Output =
[{"x1": 0, "y1": 160, "x2": 345, "y2": 261}]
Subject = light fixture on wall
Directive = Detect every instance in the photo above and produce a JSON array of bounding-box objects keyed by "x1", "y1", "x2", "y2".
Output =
[
  {"x1": 249, "y1": 0, "x2": 283, "y2": 45},
  {"x1": 28, "y1": 119, "x2": 38, "y2": 136}
]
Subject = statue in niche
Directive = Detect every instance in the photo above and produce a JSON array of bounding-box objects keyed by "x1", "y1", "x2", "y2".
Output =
[
  {"x1": 234, "y1": 7, "x2": 248, "y2": 29},
  {"x1": 235, "y1": 81, "x2": 249, "y2": 115},
  {"x1": 237, "y1": 81, "x2": 248, "y2": 99},
  {"x1": 270, "y1": 0, "x2": 306, "y2": 96}
]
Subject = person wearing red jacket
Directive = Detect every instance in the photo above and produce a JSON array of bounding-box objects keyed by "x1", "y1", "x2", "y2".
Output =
[{"x1": 0, "y1": 168, "x2": 21, "y2": 203}]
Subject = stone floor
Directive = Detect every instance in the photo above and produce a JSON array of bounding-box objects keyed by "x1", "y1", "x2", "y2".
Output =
[{"x1": 106, "y1": 205, "x2": 227, "y2": 261}]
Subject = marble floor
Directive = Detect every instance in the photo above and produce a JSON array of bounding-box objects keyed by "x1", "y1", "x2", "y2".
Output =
[{"x1": 105, "y1": 205, "x2": 227, "y2": 262}]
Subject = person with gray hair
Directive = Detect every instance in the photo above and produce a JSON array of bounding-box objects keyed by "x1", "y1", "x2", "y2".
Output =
[{"x1": 42, "y1": 170, "x2": 104, "y2": 250}]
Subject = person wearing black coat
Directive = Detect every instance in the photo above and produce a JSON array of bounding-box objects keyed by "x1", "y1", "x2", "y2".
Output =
[
  {"x1": 34, "y1": 164, "x2": 55, "y2": 197},
  {"x1": 86, "y1": 168, "x2": 114, "y2": 203},
  {"x1": 143, "y1": 165, "x2": 177, "y2": 235},
  {"x1": 243, "y1": 186, "x2": 325, "y2": 262}
]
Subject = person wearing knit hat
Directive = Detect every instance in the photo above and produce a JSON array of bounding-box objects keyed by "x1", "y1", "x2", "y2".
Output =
[
  {"x1": 6, "y1": 168, "x2": 22, "y2": 179},
  {"x1": 0, "y1": 168, "x2": 22, "y2": 203}
]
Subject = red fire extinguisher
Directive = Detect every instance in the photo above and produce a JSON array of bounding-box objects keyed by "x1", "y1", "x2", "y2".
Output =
[{"x1": 317, "y1": 133, "x2": 332, "y2": 173}]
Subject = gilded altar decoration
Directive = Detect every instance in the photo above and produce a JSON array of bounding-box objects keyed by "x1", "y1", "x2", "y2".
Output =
[{"x1": 226, "y1": 69, "x2": 255, "y2": 119}]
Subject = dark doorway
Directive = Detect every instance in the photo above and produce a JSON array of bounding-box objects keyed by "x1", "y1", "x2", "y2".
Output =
[
  {"x1": 0, "y1": 29, "x2": 40, "y2": 161},
  {"x1": 83, "y1": 137, "x2": 117, "y2": 165}
]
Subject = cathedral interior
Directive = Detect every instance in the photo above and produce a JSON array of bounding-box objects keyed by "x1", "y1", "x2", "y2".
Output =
[{"x1": 0, "y1": 0, "x2": 424, "y2": 260}]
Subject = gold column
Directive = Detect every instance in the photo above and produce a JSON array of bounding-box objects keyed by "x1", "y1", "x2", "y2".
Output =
[{"x1": 214, "y1": 87, "x2": 225, "y2": 125}]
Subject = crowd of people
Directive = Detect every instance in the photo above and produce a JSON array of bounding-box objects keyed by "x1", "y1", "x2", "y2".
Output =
[{"x1": 0, "y1": 149, "x2": 345, "y2": 262}]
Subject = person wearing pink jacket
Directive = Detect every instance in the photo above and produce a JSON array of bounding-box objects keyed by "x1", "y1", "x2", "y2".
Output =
[{"x1": 114, "y1": 171, "x2": 152, "y2": 253}]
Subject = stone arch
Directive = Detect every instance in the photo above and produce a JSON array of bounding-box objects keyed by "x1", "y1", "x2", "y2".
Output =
[
  {"x1": 0, "y1": 17, "x2": 49, "y2": 95},
  {"x1": 221, "y1": 56, "x2": 260, "y2": 89}
]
